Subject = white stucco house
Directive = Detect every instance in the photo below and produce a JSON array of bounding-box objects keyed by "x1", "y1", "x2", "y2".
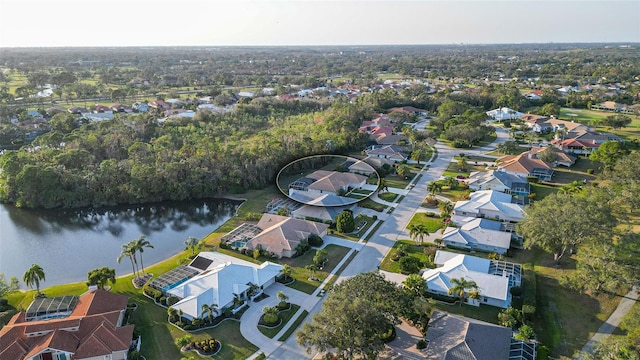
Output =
[
  {"x1": 453, "y1": 190, "x2": 525, "y2": 223},
  {"x1": 441, "y1": 218, "x2": 512, "y2": 254},
  {"x1": 486, "y1": 107, "x2": 524, "y2": 122},
  {"x1": 167, "y1": 252, "x2": 283, "y2": 320},
  {"x1": 422, "y1": 251, "x2": 522, "y2": 308}
]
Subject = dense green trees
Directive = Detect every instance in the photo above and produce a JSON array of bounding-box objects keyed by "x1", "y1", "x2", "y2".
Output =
[
  {"x1": 517, "y1": 192, "x2": 617, "y2": 264},
  {"x1": 86, "y1": 267, "x2": 116, "y2": 289},
  {"x1": 0, "y1": 101, "x2": 368, "y2": 208},
  {"x1": 0, "y1": 274, "x2": 19, "y2": 298},
  {"x1": 297, "y1": 272, "x2": 403, "y2": 359}
]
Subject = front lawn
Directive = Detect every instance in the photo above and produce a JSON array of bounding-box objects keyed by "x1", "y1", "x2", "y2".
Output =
[
  {"x1": 529, "y1": 183, "x2": 559, "y2": 201},
  {"x1": 441, "y1": 162, "x2": 487, "y2": 178},
  {"x1": 377, "y1": 191, "x2": 398, "y2": 202},
  {"x1": 279, "y1": 244, "x2": 351, "y2": 294},
  {"x1": 330, "y1": 215, "x2": 376, "y2": 241},
  {"x1": 406, "y1": 213, "x2": 445, "y2": 233},
  {"x1": 380, "y1": 240, "x2": 436, "y2": 273},
  {"x1": 357, "y1": 197, "x2": 388, "y2": 212},
  {"x1": 384, "y1": 173, "x2": 415, "y2": 189}
]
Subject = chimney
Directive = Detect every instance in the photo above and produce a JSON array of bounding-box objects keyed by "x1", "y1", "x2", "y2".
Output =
[{"x1": 527, "y1": 153, "x2": 533, "y2": 159}]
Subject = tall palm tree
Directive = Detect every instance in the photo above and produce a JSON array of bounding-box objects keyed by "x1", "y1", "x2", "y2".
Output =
[
  {"x1": 277, "y1": 291, "x2": 289, "y2": 304},
  {"x1": 184, "y1": 236, "x2": 200, "y2": 256},
  {"x1": 448, "y1": 277, "x2": 479, "y2": 307},
  {"x1": 131, "y1": 236, "x2": 154, "y2": 275},
  {"x1": 117, "y1": 242, "x2": 139, "y2": 279},
  {"x1": 414, "y1": 224, "x2": 430, "y2": 246},
  {"x1": 407, "y1": 224, "x2": 419, "y2": 244},
  {"x1": 427, "y1": 181, "x2": 442, "y2": 195},
  {"x1": 280, "y1": 264, "x2": 292, "y2": 281},
  {"x1": 23, "y1": 264, "x2": 45, "y2": 295}
]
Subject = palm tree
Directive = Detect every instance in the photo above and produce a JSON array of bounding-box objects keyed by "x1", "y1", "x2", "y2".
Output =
[
  {"x1": 396, "y1": 164, "x2": 411, "y2": 179},
  {"x1": 131, "y1": 236, "x2": 154, "y2": 275},
  {"x1": 407, "y1": 224, "x2": 419, "y2": 244},
  {"x1": 448, "y1": 277, "x2": 479, "y2": 307},
  {"x1": 201, "y1": 303, "x2": 219, "y2": 323},
  {"x1": 457, "y1": 157, "x2": 468, "y2": 172},
  {"x1": 427, "y1": 181, "x2": 443, "y2": 195},
  {"x1": 438, "y1": 201, "x2": 454, "y2": 218},
  {"x1": 117, "y1": 242, "x2": 139, "y2": 279},
  {"x1": 280, "y1": 264, "x2": 292, "y2": 281},
  {"x1": 277, "y1": 291, "x2": 289, "y2": 304},
  {"x1": 434, "y1": 238, "x2": 444, "y2": 248},
  {"x1": 305, "y1": 264, "x2": 317, "y2": 280},
  {"x1": 443, "y1": 176, "x2": 458, "y2": 190},
  {"x1": 23, "y1": 264, "x2": 45, "y2": 295},
  {"x1": 414, "y1": 224, "x2": 430, "y2": 246},
  {"x1": 184, "y1": 236, "x2": 200, "y2": 256}
]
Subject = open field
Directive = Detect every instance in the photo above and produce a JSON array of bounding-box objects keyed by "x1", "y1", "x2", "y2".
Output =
[{"x1": 559, "y1": 108, "x2": 640, "y2": 142}]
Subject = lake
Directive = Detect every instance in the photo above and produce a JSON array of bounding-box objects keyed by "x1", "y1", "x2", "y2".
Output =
[{"x1": 0, "y1": 198, "x2": 242, "y2": 287}]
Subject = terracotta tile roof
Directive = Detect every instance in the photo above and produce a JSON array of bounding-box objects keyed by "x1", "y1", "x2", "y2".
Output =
[
  {"x1": 497, "y1": 152, "x2": 552, "y2": 175},
  {"x1": 23, "y1": 330, "x2": 79, "y2": 359},
  {"x1": 0, "y1": 290, "x2": 132, "y2": 360}
]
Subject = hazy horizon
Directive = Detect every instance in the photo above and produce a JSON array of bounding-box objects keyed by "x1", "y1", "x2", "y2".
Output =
[{"x1": 1, "y1": 1, "x2": 639, "y2": 47}]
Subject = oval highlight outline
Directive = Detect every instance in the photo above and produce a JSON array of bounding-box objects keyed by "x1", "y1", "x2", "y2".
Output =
[{"x1": 276, "y1": 154, "x2": 381, "y2": 207}]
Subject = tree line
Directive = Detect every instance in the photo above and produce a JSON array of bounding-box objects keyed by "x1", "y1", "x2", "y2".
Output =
[{"x1": 0, "y1": 99, "x2": 369, "y2": 208}]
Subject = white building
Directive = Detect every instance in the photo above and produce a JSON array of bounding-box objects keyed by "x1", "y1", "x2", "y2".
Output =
[
  {"x1": 454, "y1": 190, "x2": 525, "y2": 223},
  {"x1": 167, "y1": 252, "x2": 283, "y2": 320},
  {"x1": 486, "y1": 107, "x2": 524, "y2": 122},
  {"x1": 422, "y1": 251, "x2": 521, "y2": 308}
]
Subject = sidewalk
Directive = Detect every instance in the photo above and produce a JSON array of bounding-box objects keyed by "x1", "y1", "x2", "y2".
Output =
[{"x1": 578, "y1": 286, "x2": 639, "y2": 357}]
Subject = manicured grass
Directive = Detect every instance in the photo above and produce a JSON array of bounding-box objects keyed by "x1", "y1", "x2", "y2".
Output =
[
  {"x1": 407, "y1": 213, "x2": 445, "y2": 233},
  {"x1": 257, "y1": 304, "x2": 301, "y2": 338},
  {"x1": 431, "y1": 300, "x2": 502, "y2": 325},
  {"x1": 533, "y1": 259, "x2": 622, "y2": 358},
  {"x1": 322, "y1": 250, "x2": 358, "y2": 291},
  {"x1": 279, "y1": 245, "x2": 351, "y2": 294},
  {"x1": 378, "y1": 191, "x2": 398, "y2": 202},
  {"x1": 277, "y1": 310, "x2": 309, "y2": 342},
  {"x1": 384, "y1": 173, "x2": 415, "y2": 189},
  {"x1": 529, "y1": 182, "x2": 560, "y2": 201},
  {"x1": 441, "y1": 162, "x2": 487, "y2": 178},
  {"x1": 438, "y1": 187, "x2": 471, "y2": 202},
  {"x1": 330, "y1": 215, "x2": 376, "y2": 241},
  {"x1": 453, "y1": 155, "x2": 497, "y2": 163},
  {"x1": 559, "y1": 107, "x2": 640, "y2": 142},
  {"x1": 380, "y1": 240, "x2": 435, "y2": 273},
  {"x1": 357, "y1": 197, "x2": 388, "y2": 212}
]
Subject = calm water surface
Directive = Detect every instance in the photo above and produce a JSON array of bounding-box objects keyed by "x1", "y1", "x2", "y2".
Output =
[{"x1": 0, "y1": 199, "x2": 241, "y2": 287}]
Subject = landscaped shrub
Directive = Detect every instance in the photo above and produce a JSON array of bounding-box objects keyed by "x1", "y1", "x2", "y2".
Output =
[
  {"x1": 416, "y1": 339, "x2": 427, "y2": 349},
  {"x1": 586, "y1": 168, "x2": 594, "y2": 174},
  {"x1": 167, "y1": 296, "x2": 179, "y2": 306},
  {"x1": 380, "y1": 326, "x2": 396, "y2": 343},
  {"x1": 263, "y1": 313, "x2": 279, "y2": 325},
  {"x1": 143, "y1": 284, "x2": 163, "y2": 301},
  {"x1": 522, "y1": 263, "x2": 536, "y2": 319},
  {"x1": 307, "y1": 234, "x2": 324, "y2": 247},
  {"x1": 424, "y1": 212, "x2": 436, "y2": 217},
  {"x1": 399, "y1": 256, "x2": 423, "y2": 274}
]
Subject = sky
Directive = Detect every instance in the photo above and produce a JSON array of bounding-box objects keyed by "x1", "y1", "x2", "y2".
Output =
[{"x1": 0, "y1": 0, "x2": 638, "y2": 47}]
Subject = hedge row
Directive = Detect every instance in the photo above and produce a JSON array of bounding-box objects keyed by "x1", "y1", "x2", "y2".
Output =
[{"x1": 522, "y1": 263, "x2": 536, "y2": 318}]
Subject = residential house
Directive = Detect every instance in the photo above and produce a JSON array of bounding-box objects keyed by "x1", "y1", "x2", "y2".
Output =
[
  {"x1": 552, "y1": 131, "x2": 622, "y2": 155},
  {"x1": 365, "y1": 145, "x2": 408, "y2": 162},
  {"x1": 148, "y1": 100, "x2": 170, "y2": 110},
  {"x1": 522, "y1": 115, "x2": 587, "y2": 134},
  {"x1": 371, "y1": 133, "x2": 407, "y2": 145},
  {"x1": 441, "y1": 218, "x2": 512, "y2": 254},
  {"x1": 497, "y1": 152, "x2": 554, "y2": 181},
  {"x1": 132, "y1": 102, "x2": 150, "y2": 113},
  {"x1": 110, "y1": 103, "x2": 132, "y2": 113},
  {"x1": 591, "y1": 101, "x2": 635, "y2": 114},
  {"x1": 421, "y1": 251, "x2": 521, "y2": 308},
  {"x1": 453, "y1": 190, "x2": 525, "y2": 223},
  {"x1": 93, "y1": 104, "x2": 111, "y2": 113},
  {"x1": 0, "y1": 289, "x2": 134, "y2": 360},
  {"x1": 527, "y1": 146, "x2": 576, "y2": 167},
  {"x1": 291, "y1": 204, "x2": 355, "y2": 223},
  {"x1": 68, "y1": 106, "x2": 88, "y2": 114},
  {"x1": 167, "y1": 252, "x2": 283, "y2": 320},
  {"x1": 466, "y1": 170, "x2": 530, "y2": 196},
  {"x1": 486, "y1": 107, "x2": 524, "y2": 122},
  {"x1": 424, "y1": 310, "x2": 535, "y2": 360},
  {"x1": 387, "y1": 106, "x2": 428, "y2": 117},
  {"x1": 245, "y1": 214, "x2": 329, "y2": 258},
  {"x1": 289, "y1": 170, "x2": 367, "y2": 196},
  {"x1": 345, "y1": 159, "x2": 377, "y2": 175}
]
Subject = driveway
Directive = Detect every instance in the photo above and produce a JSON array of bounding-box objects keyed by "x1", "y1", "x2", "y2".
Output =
[{"x1": 263, "y1": 132, "x2": 510, "y2": 359}]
